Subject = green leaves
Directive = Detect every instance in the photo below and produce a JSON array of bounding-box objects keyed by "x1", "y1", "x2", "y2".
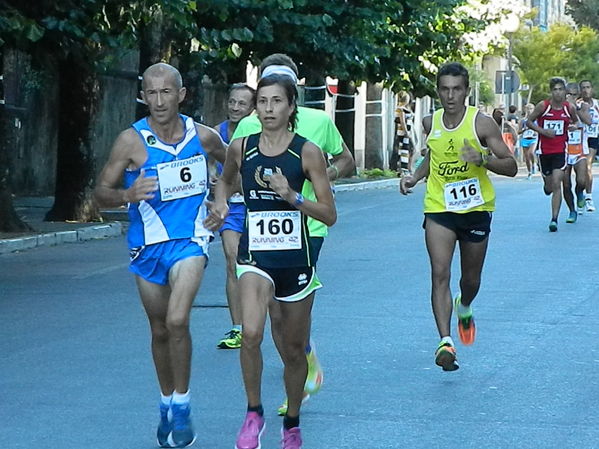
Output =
[
  {"x1": 0, "y1": 0, "x2": 488, "y2": 95},
  {"x1": 513, "y1": 23, "x2": 599, "y2": 102}
]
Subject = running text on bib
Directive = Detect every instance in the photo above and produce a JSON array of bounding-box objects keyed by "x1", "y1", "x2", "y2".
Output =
[
  {"x1": 248, "y1": 210, "x2": 301, "y2": 251},
  {"x1": 157, "y1": 155, "x2": 207, "y2": 201},
  {"x1": 444, "y1": 178, "x2": 484, "y2": 211}
]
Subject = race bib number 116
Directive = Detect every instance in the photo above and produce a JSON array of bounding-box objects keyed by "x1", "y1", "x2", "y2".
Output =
[{"x1": 444, "y1": 178, "x2": 484, "y2": 212}]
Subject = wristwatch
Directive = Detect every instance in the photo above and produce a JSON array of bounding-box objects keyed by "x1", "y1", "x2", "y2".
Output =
[
  {"x1": 293, "y1": 192, "x2": 305, "y2": 207},
  {"x1": 477, "y1": 153, "x2": 489, "y2": 167}
]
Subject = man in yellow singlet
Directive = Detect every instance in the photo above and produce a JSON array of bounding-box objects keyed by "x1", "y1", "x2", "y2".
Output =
[{"x1": 400, "y1": 62, "x2": 517, "y2": 371}]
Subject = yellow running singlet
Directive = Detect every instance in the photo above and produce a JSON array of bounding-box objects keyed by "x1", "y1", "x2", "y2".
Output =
[{"x1": 424, "y1": 106, "x2": 495, "y2": 213}]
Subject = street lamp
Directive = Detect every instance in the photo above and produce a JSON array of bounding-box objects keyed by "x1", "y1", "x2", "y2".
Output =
[{"x1": 504, "y1": 14, "x2": 520, "y2": 108}]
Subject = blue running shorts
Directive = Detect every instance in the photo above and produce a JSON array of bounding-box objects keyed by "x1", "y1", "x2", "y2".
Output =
[
  {"x1": 219, "y1": 202, "x2": 246, "y2": 234},
  {"x1": 129, "y1": 237, "x2": 209, "y2": 285}
]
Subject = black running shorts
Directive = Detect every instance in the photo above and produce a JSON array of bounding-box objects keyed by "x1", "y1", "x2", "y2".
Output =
[
  {"x1": 423, "y1": 211, "x2": 492, "y2": 243},
  {"x1": 539, "y1": 153, "x2": 567, "y2": 177}
]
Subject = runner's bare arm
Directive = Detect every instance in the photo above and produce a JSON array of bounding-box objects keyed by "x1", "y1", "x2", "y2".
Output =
[
  {"x1": 203, "y1": 137, "x2": 242, "y2": 230},
  {"x1": 269, "y1": 142, "x2": 336, "y2": 226},
  {"x1": 526, "y1": 101, "x2": 554, "y2": 137},
  {"x1": 573, "y1": 102, "x2": 592, "y2": 126},
  {"x1": 196, "y1": 123, "x2": 227, "y2": 164},
  {"x1": 476, "y1": 114, "x2": 518, "y2": 177},
  {"x1": 328, "y1": 142, "x2": 355, "y2": 181},
  {"x1": 94, "y1": 129, "x2": 158, "y2": 207}
]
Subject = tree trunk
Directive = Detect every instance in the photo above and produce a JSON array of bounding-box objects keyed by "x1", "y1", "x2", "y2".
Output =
[
  {"x1": 334, "y1": 80, "x2": 356, "y2": 159},
  {"x1": 0, "y1": 47, "x2": 33, "y2": 232},
  {"x1": 365, "y1": 83, "x2": 384, "y2": 169},
  {"x1": 136, "y1": 10, "x2": 165, "y2": 120},
  {"x1": 44, "y1": 56, "x2": 101, "y2": 222}
]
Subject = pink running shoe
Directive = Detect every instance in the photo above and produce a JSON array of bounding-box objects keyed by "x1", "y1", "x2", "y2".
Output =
[
  {"x1": 235, "y1": 412, "x2": 265, "y2": 449},
  {"x1": 281, "y1": 427, "x2": 302, "y2": 449}
]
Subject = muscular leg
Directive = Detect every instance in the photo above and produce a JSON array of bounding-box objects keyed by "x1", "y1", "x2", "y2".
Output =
[
  {"x1": 425, "y1": 218, "x2": 458, "y2": 338},
  {"x1": 550, "y1": 169, "x2": 564, "y2": 220},
  {"x1": 562, "y1": 165, "x2": 574, "y2": 213},
  {"x1": 524, "y1": 145, "x2": 532, "y2": 174},
  {"x1": 587, "y1": 148, "x2": 597, "y2": 194},
  {"x1": 239, "y1": 273, "x2": 272, "y2": 407},
  {"x1": 458, "y1": 238, "x2": 489, "y2": 308},
  {"x1": 278, "y1": 294, "x2": 314, "y2": 418},
  {"x1": 575, "y1": 159, "x2": 589, "y2": 198},
  {"x1": 137, "y1": 256, "x2": 205, "y2": 394},
  {"x1": 221, "y1": 230, "x2": 242, "y2": 326},
  {"x1": 137, "y1": 279, "x2": 174, "y2": 395}
]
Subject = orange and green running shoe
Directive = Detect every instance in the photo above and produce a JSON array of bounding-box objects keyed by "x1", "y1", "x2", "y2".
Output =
[
  {"x1": 455, "y1": 294, "x2": 476, "y2": 346},
  {"x1": 435, "y1": 341, "x2": 459, "y2": 371}
]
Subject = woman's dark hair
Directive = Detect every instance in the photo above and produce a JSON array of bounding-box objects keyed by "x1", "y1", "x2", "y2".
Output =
[{"x1": 257, "y1": 74, "x2": 298, "y2": 131}]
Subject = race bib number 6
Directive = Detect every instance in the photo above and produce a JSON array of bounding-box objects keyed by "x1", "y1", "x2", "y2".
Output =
[
  {"x1": 444, "y1": 178, "x2": 484, "y2": 212},
  {"x1": 248, "y1": 210, "x2": 301, "y2": 251},
  {"x1": 157, "y1": 155, "x2": 207, "y2": 201}
]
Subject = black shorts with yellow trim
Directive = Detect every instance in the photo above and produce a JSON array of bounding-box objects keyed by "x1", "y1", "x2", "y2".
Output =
[
  {"x1": 423, "y1": 211, "x2": 492, "y2": 243},
  {"x1": 235, "y1": 264, "x2": 322, "y2": 302}
]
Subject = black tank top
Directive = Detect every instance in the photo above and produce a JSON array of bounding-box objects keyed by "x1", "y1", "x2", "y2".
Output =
[{"x1": 237, "y1": 133, "x2": 313, "y2": 268}]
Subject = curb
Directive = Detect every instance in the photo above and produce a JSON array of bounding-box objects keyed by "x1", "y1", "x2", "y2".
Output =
[
  {"x1": 335, "y1": 178, "x2": 399, "y2": 192},
  {"x1": 1, "y1": 180, "x2": 401, "y2": 255},
  {"x1": 0, "y1": 222, "x2": 123, "y2": 255}
]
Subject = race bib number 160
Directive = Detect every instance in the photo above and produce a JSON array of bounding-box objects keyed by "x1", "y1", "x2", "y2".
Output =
[{"x1": 248, "y1": 210, "x2": 301, "y2": 251}]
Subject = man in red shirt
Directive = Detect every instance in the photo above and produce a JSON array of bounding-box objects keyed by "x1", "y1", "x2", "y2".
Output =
[{"x1": 527, "y1": 77, "x2": 590, "y2": 231}]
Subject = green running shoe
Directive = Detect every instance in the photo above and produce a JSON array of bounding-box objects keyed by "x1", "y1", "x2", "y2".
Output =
[
  {"x1": 217, "y1": 329, "x2": 242, "y2": 349},
  {"x1": 304, "y1": 346, "x2": 323, "y2": 395},
  {"x1": 277, "y1": 392, "x2": 310, "y2": 416},
  {"x1": 454, "y1": 294, "x2": 476, "y2": 346},
  {"x1": 434, "y1": 341, "x2": 459, "y2": 372},
  {"x1": 566, "y1": 211, "x2": 577, "y2": 223}
]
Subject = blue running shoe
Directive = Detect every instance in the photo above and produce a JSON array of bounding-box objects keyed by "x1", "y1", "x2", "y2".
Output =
[
  {"x1": 167, "y1": 402, "x2": 196, "y2": 448},
  {"x1": 566, "y1": 211, "x2": 577, "y2": 223},
  {"x1": 157, "y1": 402, "x2": 171, "y2": 448}
]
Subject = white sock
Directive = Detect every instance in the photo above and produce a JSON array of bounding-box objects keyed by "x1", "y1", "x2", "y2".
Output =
[
  {"x1": 440, "y1": 336, "x2": 454, "y2": 347},
  {"x1": 160, "y1": 393, "x2": 172, "y2": 407},
  {"x1": 586, "y1": 193, "x2": 593, "y2": 200},
  {"x1": 457, "y1": 302, "x2": 472, "y2": 318},
  {"x1": 172, "y1": 390, "x2": 191, "y2": 405}
]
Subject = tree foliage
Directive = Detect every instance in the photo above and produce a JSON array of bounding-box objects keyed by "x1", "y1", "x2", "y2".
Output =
[
  {"x1": 566, "y1": 0, "x2": 599, "y2": 32},
  {"x1": 191, "y1": 0, "x2": 487, "y2": 96},
  {"x1": 512, "y1": 23, "x2": 599, "y2": 103}
]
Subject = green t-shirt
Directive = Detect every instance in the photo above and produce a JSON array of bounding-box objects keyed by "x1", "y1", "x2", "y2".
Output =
[{"x1": 232, "y1": 106, "x2": 343, "y2": 237}]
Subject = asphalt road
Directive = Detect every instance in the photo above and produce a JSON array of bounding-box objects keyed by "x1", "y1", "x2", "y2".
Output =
[{"x1": 3, "y1": 173, "x2": 599, "y2": 449}]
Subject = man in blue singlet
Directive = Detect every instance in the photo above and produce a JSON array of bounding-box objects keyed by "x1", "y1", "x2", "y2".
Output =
[
  {"x1": 213, "y1": 84, "x2": 256, "y2": 350},
  {"x1": 94, "y1": 63, "x2": 226, "y2": 448}
]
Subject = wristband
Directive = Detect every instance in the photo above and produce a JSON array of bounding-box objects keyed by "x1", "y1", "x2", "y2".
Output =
[
  {"x1": 330, "y1": 164, "x2": 340, "y2": 179},
  {"x1": 293, "y1": 192, "x2": 305, "y2": 207},
  {"x1": 477, "y1": 153, "x2": 489, "y2": 167}
]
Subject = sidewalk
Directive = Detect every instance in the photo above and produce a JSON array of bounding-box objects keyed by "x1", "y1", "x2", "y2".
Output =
[{"x1": 0, "y1": 178, "x2": 401, "y2": 255}]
